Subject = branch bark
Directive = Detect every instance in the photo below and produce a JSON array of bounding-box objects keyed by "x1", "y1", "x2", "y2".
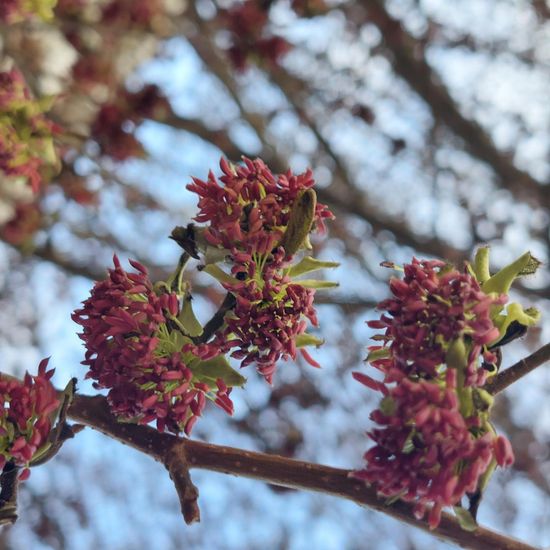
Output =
[
  {"x1": 487, "y1": 342, "x2": 550, "y2": 395},
  {"x1": 67, "y1": 393, "x2": 537, "y2": 550}
]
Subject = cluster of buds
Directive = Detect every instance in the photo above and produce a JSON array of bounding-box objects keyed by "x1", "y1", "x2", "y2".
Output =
[
  {"x1": 353, "y1": 249, "x2": 540, "y2": 529},
  {"x1": 0, "y1": 0, "x2": 57, "y2": 23},
  {"x1": 0, "y1": 359, "x2": 60, "y2": 480},
  {"x1": 222, "y1": 1, "x2": 291, "y2": 71},
  {"x1": 72, "y1": 255, "x2": 244, "y2": 435},
  {"x1": 184, "y1": 157, "x2": 336, "y2": 383}
]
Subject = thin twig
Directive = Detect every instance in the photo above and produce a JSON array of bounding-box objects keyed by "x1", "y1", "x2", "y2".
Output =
[
  {"x1": 194, "y1": 292, "x2": 236, "y2": 344},
  {"x1": 486, "y1": 342, "x2": 550, "y2": 395},
  {"x1": 67, "y1": 393, "x2": 537, "y2": 550}
]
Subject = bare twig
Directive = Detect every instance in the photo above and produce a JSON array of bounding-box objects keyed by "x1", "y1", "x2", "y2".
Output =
[
  {"x1": 487, "y1": 342, "x2": 550, "y2": 395},
  {"x1": 164, "y1": 446, "x2": 201, "y2": 524}
]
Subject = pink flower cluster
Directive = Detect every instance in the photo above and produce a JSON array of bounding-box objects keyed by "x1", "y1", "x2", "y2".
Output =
[
  {"x1": 215, "y1": 248, "x2": 319, "y2": 383},
  {"x1": 354, "y1": 258, "x2": 514, "y2": 529},
  {"x1": 223, "y1": 1, "x2": 291, "y2": 71},
  {"x1": 72, "y1": 256, "x2": 232, "y2": 434},
  {"x1": 367, "y1": 259, "x2": 506, "y2": 386},
  {"x1": 188, "y1": 157, "x2": 333, "y2": 382},
  {"x1": 353, "y1": 369, "x2": 513, "y2": 529},
  {"x1": 189, "y1": 157, "x2": 332, "y2": 251},
  {"x1": 0, "y1": 0, "x2": 32, "y2": 22},
  {"x1": 0, "y1": 359, "x2": 60, "y2": 479},
  {"x1": 0, "y1": 69, "x2": 58, "y2": 193}
]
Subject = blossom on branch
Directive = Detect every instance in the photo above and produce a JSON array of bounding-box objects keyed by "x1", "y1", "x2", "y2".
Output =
[
  {"x1": 354, "y1": 250, "x2": 541, "y2": 529},
  {"x1": 367, "y1": 259, "x2": 506, "y2": 386},
  {"x1": 187, "y1": 157, "x2": 336, "y2": 382},
  {"x1": 0, "y1": 359, "x2": 59, "y2": 479},
  {"x1": 353, "y1": 369, "x2": 510, "y2": 529},
  {"x1": 72, "y1": 256, "x2": 239, "y2": 435},
  {"x1": 222, "y1": 1, "x2": 291, "y2": 71}
]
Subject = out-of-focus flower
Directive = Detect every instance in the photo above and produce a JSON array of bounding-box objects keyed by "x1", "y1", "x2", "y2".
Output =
[
  {"x1": 0, "y1": 202, "x2": 42, "y2": 246},
  {"x1": 0, "y1": 0, "x2": 57, "y2": 23},
  {"x1": 0, "y1": 68, "x2": 60, "y2": 194},
  {"x1": 91, "y1": 85, "x2": 169, "y2": 160},
  {"x1": 222, "y1": 1, "x2": 291, "y2": 71},
  {"x1": 353, "y1": 369, "x2": 511, "y2": 529},
  {"x1": 368, "y1": 259, "x2": 506, "y2": 386},
  {"x1": 0, "y1": 359, "x2": 59, "y2": 479},
  {"x1": 72, "y1": 256, "x2": 237, "y2": 434}
]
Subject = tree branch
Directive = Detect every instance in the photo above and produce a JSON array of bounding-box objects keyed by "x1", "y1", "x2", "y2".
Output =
[
  {"x1": 359, "y1": 0, "x2": 548, "y2": 209},
  {"x1": 487, "y1": 342, "x2": 550, "y2": 395},
  {"x1": 67, "y1": 394, "x2": 537, "y2": 550}
]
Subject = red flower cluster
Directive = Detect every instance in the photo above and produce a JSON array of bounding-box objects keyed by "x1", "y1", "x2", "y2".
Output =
[
  {"x1": 353, "y1": 369, "x2": 513, "y2": 529},
  {"x1": 72, "y1": 256, "x2": 233, "y2": 434},
  {"x1": 0, "y1": 0, "x2": 40, "y2": 22},
  {"x1": 91, "y1": 85, "x2": 169, "y2": 161},
  {"x1": 223, "y1": 1, "x2": 291, "y2": 71},
  {"x1": 0, "y1": 359, "x2": 59, "y2": 479},
  {"x1": 189, "y1": 157, "x2": 332, "y2": 251},
  {"x1": 354, "y1": 258, "x2": 514, "y2": 529},
  {"x1": 368, "y1": 259, "x2": 506, "y2": 386},
  {"x1": 188, "y1": 157, "x2": 334, "y2": 382},
  {"x1": 215, "y1": 248, "x2": 319, "y2": 383}
]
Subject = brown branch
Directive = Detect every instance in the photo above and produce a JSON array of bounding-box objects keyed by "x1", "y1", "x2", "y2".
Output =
[
  {"x1": 360, "y1": 0, "x2": 548, "y2": 209},
  {"x1": 164, "y1": 447, "x2": 201, "y2": 524},
  {"x1": 67, "y1": 393, "x2": 537, "y2": 550},
  {"x1": 0, "y1": 463, "x2": 20, "y2": 526},
  {"x1": 486, "y1": 342, "x2": 550, "y2": 395}
]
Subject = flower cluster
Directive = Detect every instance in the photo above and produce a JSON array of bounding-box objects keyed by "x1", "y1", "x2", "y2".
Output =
[
  {"x1": 214, "y1": 248, "x2": 320, "y2": 383},
  {"x1": 187, "y1": 157, "x2": 335, "y2": 382},
  {"x1": 353, "y1": 255, "x2": 528, "y2": 529},
  {"x1": 72, "y1": 256, "x2": 235, "y2": 434},
  {"x1": 222, "y1": 1, "x2": 291, "y2": 71},
  {"x1": 354, "y1": 369, "x2": 513, "y2": 529},
  {"x1": 368, "y1": 259, "x2": 506, "y2": 386},
  {"x1": 0, "y1": 69, "x2": 59, "y2": 194},
  {"x1": 0, "y1": 359, "x2": 60, "y2": 479},
  {"x1": 188, "y1": 157, "x2": 332, "y2": 251}
]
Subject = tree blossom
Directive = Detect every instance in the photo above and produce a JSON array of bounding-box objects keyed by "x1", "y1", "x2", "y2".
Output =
[
  {"x1": 0, "y1": 69, "x2": 59, "y2": 194},
  {"x1": 0, "y1": 0, "x2": 56, "y2": 23},
  {"x1": 353, "y1": 369, "x2": 514, "y2": 529},
  {"x1": 187, "y1": 157, "x2": 335, "y2": 382},
  {"x1": 214, "y1": 248, "x2": 320, "y2": 383},
  {"x1": 222, "y1": 1, "x2": 291, "y2": 71},
  {"x1": 368, "y1": 259, "x2": 506, "y2": 386},
  {"x1": 72, "y1": 256, "x2": 233, "y2": 434},
  {"x1": 187, "y1": 157, "x2": 333, "y2": 254},
  {"x1": 0, "y1": 359, "x2": 59, "y2": 479}
]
